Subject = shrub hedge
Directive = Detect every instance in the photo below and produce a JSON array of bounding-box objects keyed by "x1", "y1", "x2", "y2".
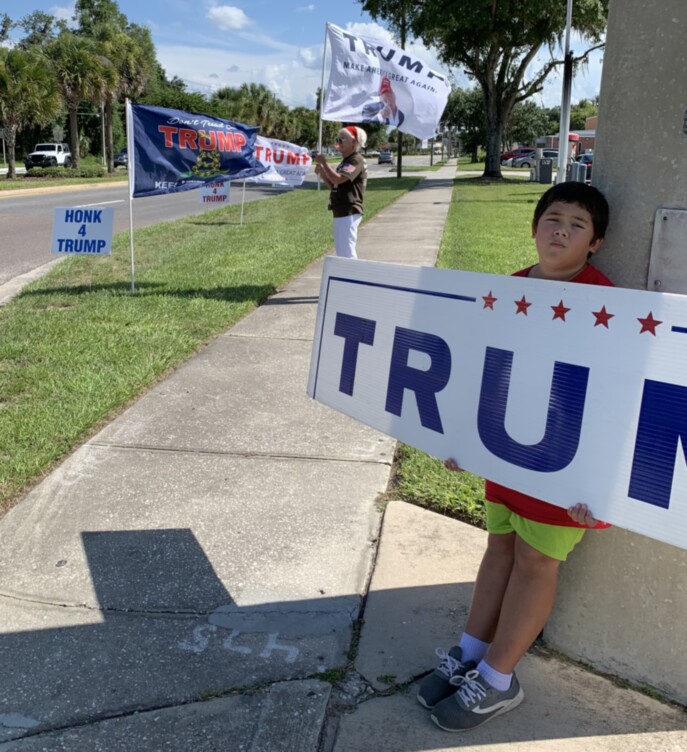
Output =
[{"x1": 25, "y1": 165, "x2": 107, "y2": 179}]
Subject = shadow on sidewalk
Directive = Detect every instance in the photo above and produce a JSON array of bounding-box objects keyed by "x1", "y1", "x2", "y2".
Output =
[{"x1": 1, "y1": 528, "x2": 684, "y2": 747}]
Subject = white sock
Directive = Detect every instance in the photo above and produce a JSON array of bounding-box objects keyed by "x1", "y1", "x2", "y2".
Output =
[
  {"x1": 458, "y1": 633, "x2": 490, "y2": 665},
  {"x1": 476, "y1": 659, "x2": 512, "y2": 692}
]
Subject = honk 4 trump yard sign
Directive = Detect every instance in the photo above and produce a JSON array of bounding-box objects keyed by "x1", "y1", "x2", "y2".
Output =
[
  {"x1": 51, "y1": 207, "x2": 114, "y2": 255},
  {"x1": 308, "y1": 258, "x2": 687, "y2": 551}
]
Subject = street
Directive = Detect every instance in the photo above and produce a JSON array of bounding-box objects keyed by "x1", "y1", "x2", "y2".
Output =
[
  {"x1": 0, "y1": 180, "x2": 295, "y2": 291},
  {"x1": 0, "y1": 158, "x2": 420, "y2": 296}
]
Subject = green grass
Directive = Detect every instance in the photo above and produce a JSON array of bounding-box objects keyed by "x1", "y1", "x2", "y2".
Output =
[
  {"x1": 399, "y1": 160, "x2": 447, "y2": 172},
  {"x1": 0, "y1": 177, "x2": 419, "y2": 514},
  {"x1": 0, "y1": 174, "x2": 129, "y2": 191},
  {"x1": 456, "y1": 155, "x2": 486, "y2": 171},
  {"x1": 392, "y1": 177, "x2": 546, "y2": 527}
]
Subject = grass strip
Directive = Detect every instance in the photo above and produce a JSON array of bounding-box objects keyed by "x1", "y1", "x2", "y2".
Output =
[
  {"x1": 393, "y1": 177, "x2": 547, "y2": 527},
  {"x1": 0, "y1": 177, "x2": 419, "y2": 514},
  {"x1": 0, "y1": 174, "x2": 129, "y2": 191}
]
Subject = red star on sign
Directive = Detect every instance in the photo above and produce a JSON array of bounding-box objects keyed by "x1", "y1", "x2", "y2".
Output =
[
  {"x1": 514, "y1": 295, "x2": 531, "y2": 315},
  {"x1": 638, "y1": 311, "x2": 663, "y2": 335},
  {"x1": 482, "y1": 291, "x2": 497, "y2": 309},
  {"x1": 551, "y1": 300, "x2": 570, "y2": 321},
  {"x1": 592, "y1": 305, "x2": 614, "y2": 328}
]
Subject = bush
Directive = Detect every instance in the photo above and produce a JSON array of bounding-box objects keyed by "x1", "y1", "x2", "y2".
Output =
[{"x1": 25, "y1": 165, "x2": 107, "y2": 179}]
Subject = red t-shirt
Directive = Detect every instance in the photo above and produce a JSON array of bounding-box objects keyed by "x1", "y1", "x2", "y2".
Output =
[{"x1": 484, "y1": 263, "x2": 613, "y2": 528}]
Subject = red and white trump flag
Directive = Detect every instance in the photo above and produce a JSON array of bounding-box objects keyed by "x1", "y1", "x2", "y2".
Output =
[
  {"x1": 245, "y1": 136, "x2": 312, "y2": 187},
  {"x1": 321, "y1": 23, "x2": 450, "y2": 141}
]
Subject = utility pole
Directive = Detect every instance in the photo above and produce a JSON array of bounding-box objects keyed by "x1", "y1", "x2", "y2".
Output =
[
  {"x1": 396, "y1": 7, "x2": 406, "y2": 179},
  {"x1": 555, "y1": 0, "x2": 574, "y2": 182}
]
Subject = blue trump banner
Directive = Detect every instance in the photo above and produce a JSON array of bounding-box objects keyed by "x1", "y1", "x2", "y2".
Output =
[{"x1": 129, "y1": 104, "x2": 267, "y2": 198}]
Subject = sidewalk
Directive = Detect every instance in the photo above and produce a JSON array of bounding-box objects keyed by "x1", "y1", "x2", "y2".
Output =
[{"x1": 0, "y1": 161, "x2": 685, "y2": 751}]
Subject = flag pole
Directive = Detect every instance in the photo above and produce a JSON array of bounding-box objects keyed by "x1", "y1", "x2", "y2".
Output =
[
  {"x1": 316, "y1": 22, "x2": 329, "y2": 192},
  {"x1": 241, "y1": 180, "x2": 246, "y2": 225},
  {"x1": 125, "y1": 99, "x2": 136, "y2": 294}
]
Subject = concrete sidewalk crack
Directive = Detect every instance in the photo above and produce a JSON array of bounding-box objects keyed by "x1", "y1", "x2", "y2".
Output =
[
  {"x1": 0, "y1": 591, "x2": 215, "y2": 618},
  {"x1": 86, "y1": 441, "x2": 392, "y2": 466}
]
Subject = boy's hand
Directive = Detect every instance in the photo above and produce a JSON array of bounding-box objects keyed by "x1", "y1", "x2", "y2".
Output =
[
  {"x1": 567, "y1": 503, "x2": 601, "y2": 527},
  {"x1": 444, "y1": 458, "x2": 464, "y2": 473}
]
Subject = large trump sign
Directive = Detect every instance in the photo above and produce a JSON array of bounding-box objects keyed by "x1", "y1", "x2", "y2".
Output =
[{"x1": 308, "y1": 258, "x2": 687, "y2": 550}]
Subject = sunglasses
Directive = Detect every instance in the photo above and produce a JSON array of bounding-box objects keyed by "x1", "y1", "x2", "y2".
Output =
[{"x1": 335, "y1": 136, "x2": 351, "y2": 144}]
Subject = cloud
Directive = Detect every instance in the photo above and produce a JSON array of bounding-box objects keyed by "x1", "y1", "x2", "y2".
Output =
[
  {"x1": 153, "y1": 19, "x2": 454, "y2": 111},
  {"x1": 156, "y1": 44, "x2": 322, "y2": 107},
  {"x1": 298, "y1": 46, "x2": 320, "y2": 69},
  {"x1": 206, "y1": 5, "x2": 252, "y2": 31},
  {"x1": 296, "y1": 4, "x2": 315, "y2": 10},
  {"x1": 49, "y1": 2, "x2": 76, "y2": 26}
]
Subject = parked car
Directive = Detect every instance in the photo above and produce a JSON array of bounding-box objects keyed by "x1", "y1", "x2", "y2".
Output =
[
  {"x1": 114, "y1": 148, "x2": 128, "y2": 168},
  {"x1": 378, "y1": 150, "x2": 393, "y2": 164},
  {"x1": 576, "y1": 153, "x2": 593, "y2": 180},
  {"x1": 24, "y1": 143, "x2": 72, "y2": 170},
  {"x1": 500, "y1": 147, "x2": 534, "y2": 165},
  {"x1": 512, "y1": 149, "x2": 558, "y2": 168}
]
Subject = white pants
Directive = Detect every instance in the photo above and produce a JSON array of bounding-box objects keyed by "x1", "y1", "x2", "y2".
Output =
[{"x1": 333, "y1": 214, "x2": 362, "y2": 259}]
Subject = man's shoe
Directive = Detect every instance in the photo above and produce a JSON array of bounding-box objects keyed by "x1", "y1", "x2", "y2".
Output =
[
  {"x1": 430, "y1": 669, "x2": 524, "y2": 732},
  {"x1": 416, "y1": 646, "x2": 476, "y2": 709}
]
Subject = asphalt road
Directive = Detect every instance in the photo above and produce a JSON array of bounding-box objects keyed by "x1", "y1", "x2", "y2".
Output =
[
  {"x1": 0, "y1": 157, "x2": 428, "y2": 294},
  {"x1": 0, "y1": 179, "x2": 297, "y2": 289}
]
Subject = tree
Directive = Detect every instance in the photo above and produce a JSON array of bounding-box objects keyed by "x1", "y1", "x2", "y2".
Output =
[
  {"x1": 95, "y1": 25, "x2": 153, "y2": 171},
  {"x1": 73, "y1": 0, "x2": 126, "y2": 36},
  {"x1": 360, "y1": 0, "x2": 607, "y2": 178},
  {"x1": 47, "y1": 32, "x2": 110, "y2": 168},
  {"x1": 16, "y1": 11, "x2": 66, "y2": 48},
  {"x1": 357, "y1": 121, "x2": 387, "y2": 151},
  {"x1": 0, "y1": 13, "x2": 10, "y2": 44},
  {"x1": 504, "y1": 100, "x2": 551, "y2": 149},
  {"x1": 142, "y1": 70, "x2": 208, "y2": 114},
  {"x1": 443, "y1": 87, "x2": 487, "y2": 161},
  {"x1": 290, "y1": 107, "x2": 319, "y2": 147},
  {"x1": 0, "y1": 47, "x2": 61, "y2": 179},
  {"x1": 570, "y1": 97, "x2": 598, "y2": 130}
]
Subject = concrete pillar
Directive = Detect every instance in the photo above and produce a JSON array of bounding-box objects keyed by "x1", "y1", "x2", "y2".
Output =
[{"x1": 544, "y1": 0, "x2": 687, "y2": 704}]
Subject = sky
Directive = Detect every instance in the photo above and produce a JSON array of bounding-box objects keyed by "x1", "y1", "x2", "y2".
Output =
[{"x1": 2, "y1": 1, "x2": 604, "y2": 112}]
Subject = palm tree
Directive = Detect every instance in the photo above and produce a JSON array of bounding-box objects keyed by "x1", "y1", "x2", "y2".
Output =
[
  {"x1": 95, "y1": 24, "x2": 152, "y2": 171},
  {"x1": 209, "y1": 86, "x2": 248, "y2": 123},
  {"x1": 0, "y1": 47, "x2": 61, "y2": 179},
  {"x1": 238, "y1": 83, "x2": 281, "y2": 136},
  {"x1": 47, "y1": 32, "x2": 108, "y2": 168}
]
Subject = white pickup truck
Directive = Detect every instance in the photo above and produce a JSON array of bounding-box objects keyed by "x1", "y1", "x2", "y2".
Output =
[{"x1": 24, "y1": 143, "x2": 72, "y2": 169}]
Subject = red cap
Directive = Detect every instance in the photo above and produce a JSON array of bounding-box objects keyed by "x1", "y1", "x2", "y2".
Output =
[{"x1": 379, "y1": 77, "x2": 392, "y2": 94}]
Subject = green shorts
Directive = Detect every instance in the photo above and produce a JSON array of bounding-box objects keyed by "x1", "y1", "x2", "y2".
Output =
[{"x1": 485, "y1": 501, "x2": 585, "y2": 561}]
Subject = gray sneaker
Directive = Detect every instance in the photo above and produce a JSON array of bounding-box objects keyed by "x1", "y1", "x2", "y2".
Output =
[
  {"x1": 416, "y1": 646, "x2": 476, "y2": 709},
  {"x1": 430, "y1": 669, "x2": 524, "y2": 732}
]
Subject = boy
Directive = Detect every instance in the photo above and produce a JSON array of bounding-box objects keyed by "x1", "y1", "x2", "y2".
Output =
[{"x1": 418, "y1": 182, "x2": 613, "y2": 733}]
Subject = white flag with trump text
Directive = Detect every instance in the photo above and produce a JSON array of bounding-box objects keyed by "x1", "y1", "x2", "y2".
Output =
[{"x1": 322, "y1": 23, "x2": 450, "y2": 141}]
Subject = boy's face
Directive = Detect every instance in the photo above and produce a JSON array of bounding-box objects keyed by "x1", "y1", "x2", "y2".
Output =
[{"x1": 532, "y1": 200, "x2": 603, "y2": 279}]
